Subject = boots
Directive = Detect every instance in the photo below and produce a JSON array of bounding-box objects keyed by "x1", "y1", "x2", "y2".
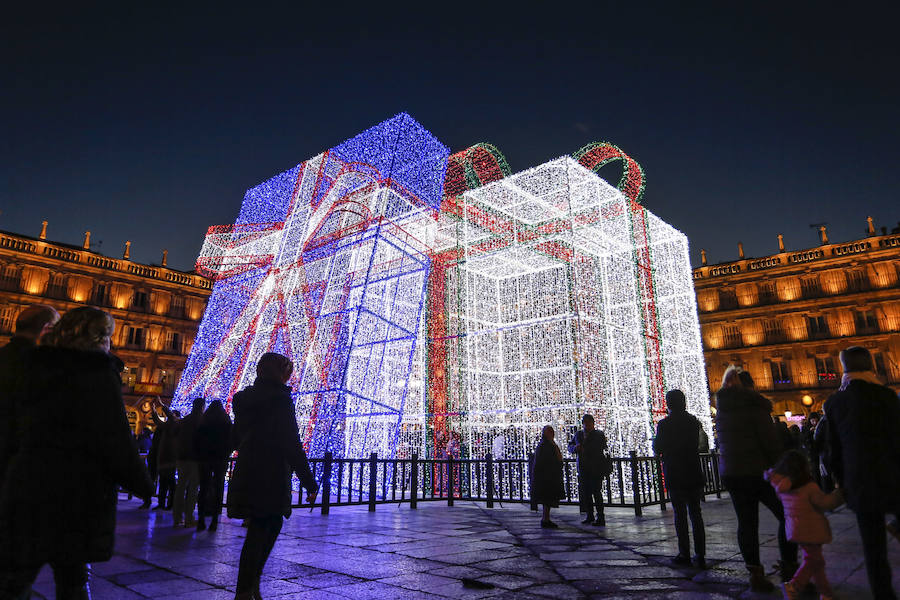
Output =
[{"x1": 748, "y1": 564, "x2": 775, "y2": 593}]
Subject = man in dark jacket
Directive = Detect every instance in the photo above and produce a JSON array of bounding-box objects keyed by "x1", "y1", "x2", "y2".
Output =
[
  {"x1": 0, "y1": 305, "x2": 58, "y2": 486},
  {"x1": 716, "y1": 367, "x2": 796, "y2": 592},
  {"x1": 172, "y1": 397, "x2": 205, "y2": 527},
  {"x1": 825, "y1": 346, "x2": 900, "y2": 600},
  {"x1": 228, "y1": 353, "x2": 318, "y2": 600},
  {"x1": 654, "y1": 389, "x2": 706, "y2": 568},
  {"x1": 567, "y1": 413, "x2": 608, "y2": 526},
  {"x1": 195, "y1": 399, "x2": 232, "y2": 531}
]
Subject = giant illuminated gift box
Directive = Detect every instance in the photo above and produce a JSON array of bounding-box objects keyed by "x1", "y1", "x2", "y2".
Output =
[
  {"x1": 425, "y1": 154, "x2": 711, "y2": 460},
  {"x1": 172, "y1": 113, "x2": 712, "y2": 460}
]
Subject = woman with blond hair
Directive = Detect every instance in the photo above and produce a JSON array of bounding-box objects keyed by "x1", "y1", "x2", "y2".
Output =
[
  {"x1": 0, "y1": 307, "x2": 153, "y2": 599},
  {"x1": 715, "y1": 365, "x2": 797, "y2": 593}
]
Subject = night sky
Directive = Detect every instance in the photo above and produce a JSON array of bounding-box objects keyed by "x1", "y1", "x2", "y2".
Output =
[{"x1": 3, "y1": 5, "x2": 898, "y2": 272}]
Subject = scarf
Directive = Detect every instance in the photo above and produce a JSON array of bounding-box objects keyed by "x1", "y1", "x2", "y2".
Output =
[{"x1": 839, "y1": 370, "x2": 882, "y2": 391}]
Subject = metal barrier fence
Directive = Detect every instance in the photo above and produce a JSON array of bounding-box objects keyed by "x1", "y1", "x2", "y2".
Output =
[{"x1": 223, "y1": 451, "x2": 723, "y2": 516}]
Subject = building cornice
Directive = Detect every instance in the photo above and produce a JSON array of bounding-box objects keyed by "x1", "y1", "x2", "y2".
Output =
[
  {"x1": 0, "y1": 229, "x2": 212, "y2": 293},
  {"x1": 692, "y1": 232, "x2": 900, "y2": 283}
]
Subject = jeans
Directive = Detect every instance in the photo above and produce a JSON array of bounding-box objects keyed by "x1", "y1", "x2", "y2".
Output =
[
  {"x1": 856, "y1": 509, "x2": 898, "y2": 600},
  {"x1": 236, "y1": 515, "x2": 283, "y2": 593},
  {"x1": 0, "y1": 563, "x2": 89, "y2": 600},
  {"x1": 173, "y1": 460, "x2": 200, "y2": 523},
  {"x1": 197, "y1": 460, "x2": 227, "y2": 522},
  {"x1": 670, "y1": 487, "x2": 705, "y2": 559},
  {"x1": 579, "y1": 475, "x2": 604, "y2": 520},
  {"x1": 791, "y1": 544, "x2": 832, "y2": 597},
  {"x1": 724, "y1": 475, "x2": 797, "y2": 568}
]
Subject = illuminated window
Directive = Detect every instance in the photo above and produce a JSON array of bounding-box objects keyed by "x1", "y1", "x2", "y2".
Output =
[
  {"x1": 855, "y1": 309, "x2": 878, "y2": 333},
  {"x1": 48, "y1": 273, "x2": 67, "y2": 299},
  {"x1": 0, "y1": 306, "x2": 14, "y2": 333},
  {"x1": 93, "y1": 283, "x2": 110, "y2": 306},
  {"x1": 122, "y1": 366, "x2": 137, "y2": 387},
  {"x1": 764, "y1": 319, "x2": 786, "y2": 344},
  {"x1": 873, "y1": 352, "x2": 888, "y2": 377},
  {"x1": 165, "y1": 331, "x2": 181, "y2": 353},
  {"x1": 847, "y1": 269, "x2": 867, "y2": 292},
  {"x1": 132, "y1": 291, "x2": 149, "y2": 310},
  {"x1": 801, "y1": 277, "x2": 822, "y2": 298},
  {"x1": 769, "y1": 360, "x2": 792, "y2": 385},
  {"x1": 722, "y1": 324, "x2": 742, "y2": 348},
  {"x1": 719, "y1": 288, "x2": 738, "y2": 309},
  {"x1": 126, "y1": 326, "x2": 146, "y2": 348},
  {"x1": 807, "y1": 315, "x2": 829, "y2": 339},
  {"x1": 815, "y1": 356, "x2": 838, "y2": 382},
  {"x1": 170, "y1": 295, "x2": 185, "y2": 319}
]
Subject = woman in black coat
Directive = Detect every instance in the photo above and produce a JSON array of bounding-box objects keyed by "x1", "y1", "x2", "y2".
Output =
[
  {"x1": 227, "y1": 352, "x2": 318, "y2": 600},
  {"x1": 715, "y1": 367, "x2": 796, "y2": 592},
  {"x1": 531, "y1": 425, "x2": 565, "y2": 528},
  {"x1": 195, "y1": 399, "x2": 232, "y2": 531},
  {"x1": 0, "y1": 307, "x2": 153, "y2": 599}
]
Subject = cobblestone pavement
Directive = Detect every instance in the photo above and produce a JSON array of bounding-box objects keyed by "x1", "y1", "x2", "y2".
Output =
[{"x1": 29, "y1": 495, "x2": 896, "y2": 599}]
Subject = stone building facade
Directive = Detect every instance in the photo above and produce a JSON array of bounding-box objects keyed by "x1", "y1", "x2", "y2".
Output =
[
  {"x1": 693, "y1": 219, "x2": 900, "y2": 415},
  {"x1": 0, "y1": 224, "x2": 212, "y2": 431}
]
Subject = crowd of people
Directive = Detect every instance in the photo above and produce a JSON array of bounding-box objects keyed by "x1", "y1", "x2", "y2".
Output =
[
  {"x1": 1, "y1": 302, "x2": 899, "y2": 599},
  {"x1": 0, "y1": 305, "x2": 318, "y2": 600},
  {"x1": 530, "y1": 350, "x2": 900, "y2": 599}
]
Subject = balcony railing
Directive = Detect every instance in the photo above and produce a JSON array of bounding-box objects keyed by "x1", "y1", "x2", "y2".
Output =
[
  {"x1": 807, "y1": 327, "x2": 832, "y2": 340},
  {"x1": 0, "y1": 277, "x2": 20, "y2": 292},
  {"x1": 218, "y1": 452, "x2": 725, "y2": 517},
  {"x1": 700, "y1": 276, "x2": 899, "y2": 313}
]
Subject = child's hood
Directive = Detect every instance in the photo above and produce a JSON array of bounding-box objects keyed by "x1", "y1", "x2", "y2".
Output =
[{"x1": 764, "y1": 469, "x2": 793, "y2": 493}]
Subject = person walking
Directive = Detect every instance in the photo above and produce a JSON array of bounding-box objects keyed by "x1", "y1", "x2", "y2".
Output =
[
  {"x1": 0, "y1": 307, "x2": 153, "y2": 599},
  {"x1": 568, "y1": 414, "x2": 609, "y2": 526},
  {"x1": 653, "y1": 389, "x2": 707, "y2": 568},
  {"x1": 195, "y1": 399, "x2": 232, "y2": 531},
  {"x1": 825, "y1": 346, "x2": 900, "y2": 600},
  {"x1": 172, "y1": 397, "x2": 204, "y2": 527},
  {"x1": 136, "y1": 427, "x2": 154, "y2": 509},
  {"x1": 801, "y1": 412, "x2": 821, "y2": 486},
  {"x1": 531, "y1": 425, "x2": 565, "y2": 528},
  {"x1": 150, "y1": 399, "x2": 180, "y2": 510},
  {"x1": 715, "y1": 366, "x2": 797, "y2": 592},
  {"x1": 228, "y1": 353, "x2": 318, "y2": 600},
  {"x1": 765, "y1": 450, "x2": 844, "y2": 600}
]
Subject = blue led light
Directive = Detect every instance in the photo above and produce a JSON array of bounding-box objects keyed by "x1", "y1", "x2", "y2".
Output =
[{"x1": 173, "y1": 114, "x2": 449, "y2": 461}]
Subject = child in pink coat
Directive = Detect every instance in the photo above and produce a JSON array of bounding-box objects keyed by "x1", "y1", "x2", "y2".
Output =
[{"x1": 765, "y1": 450, "x2": 844, "y2": 600}]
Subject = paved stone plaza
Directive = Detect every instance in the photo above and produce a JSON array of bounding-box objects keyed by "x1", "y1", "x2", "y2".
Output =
[{"x1": 29, "y1": 495, "x2": 895, "y2": 599}]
